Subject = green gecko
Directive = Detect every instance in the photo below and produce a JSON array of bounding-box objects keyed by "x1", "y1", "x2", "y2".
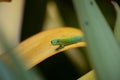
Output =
[{"x1": 51, "y1": 36, "x2": 84, "y2": 50}]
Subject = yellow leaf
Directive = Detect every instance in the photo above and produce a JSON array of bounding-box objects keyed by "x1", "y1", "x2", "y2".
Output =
[
  {"x1": 0, "y1": 27, "x2": 86, "y2": 69},
  {"x1": 77, "y1": 70, "x2": 96, "y2": 80}
]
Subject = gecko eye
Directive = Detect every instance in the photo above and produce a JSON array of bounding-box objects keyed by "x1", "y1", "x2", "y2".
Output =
[{"x1": 56, "y1": 40, "x2": 60, "y2": 43}]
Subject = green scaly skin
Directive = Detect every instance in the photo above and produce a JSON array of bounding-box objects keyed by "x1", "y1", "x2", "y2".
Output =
[{"x1": 51, "y1": 36, "x2": 84, "y2": 50}]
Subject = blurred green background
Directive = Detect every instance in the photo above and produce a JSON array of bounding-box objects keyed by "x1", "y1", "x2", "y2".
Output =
[
  {"x1": 20, "y1": 0, "x2": 118, "y2": 80},
  {"x1": 0, "y1": 0, "x2": 120, "y2": 80}
]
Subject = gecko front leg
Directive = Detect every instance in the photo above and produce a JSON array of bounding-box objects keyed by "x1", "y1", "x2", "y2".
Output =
[{"x1": 56, "y1": 44, "x2": 65, "y2": 50}]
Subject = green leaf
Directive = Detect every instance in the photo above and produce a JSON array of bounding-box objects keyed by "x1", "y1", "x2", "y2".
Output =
[{"x1": 73, "y1": 0, "x2": 120, "y2": 80}]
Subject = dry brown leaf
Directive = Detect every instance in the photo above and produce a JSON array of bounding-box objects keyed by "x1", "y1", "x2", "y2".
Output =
[{"x1": 0, "y1": 27, "x2": 86, "y2": 69}]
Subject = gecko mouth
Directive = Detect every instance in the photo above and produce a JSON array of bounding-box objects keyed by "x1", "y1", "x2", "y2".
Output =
[{"x1": 51, "y1": 41, "x2": 53, "y2": 44}]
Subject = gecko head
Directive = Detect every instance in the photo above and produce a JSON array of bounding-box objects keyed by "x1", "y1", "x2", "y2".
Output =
[{"x1": 51, "y1": 39, "x2": 61, "y2": 45}]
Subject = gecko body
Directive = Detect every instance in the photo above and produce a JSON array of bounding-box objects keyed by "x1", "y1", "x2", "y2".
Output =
[{"x1": 51, "y1": 36, "x2": 84, "y2": 50}]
